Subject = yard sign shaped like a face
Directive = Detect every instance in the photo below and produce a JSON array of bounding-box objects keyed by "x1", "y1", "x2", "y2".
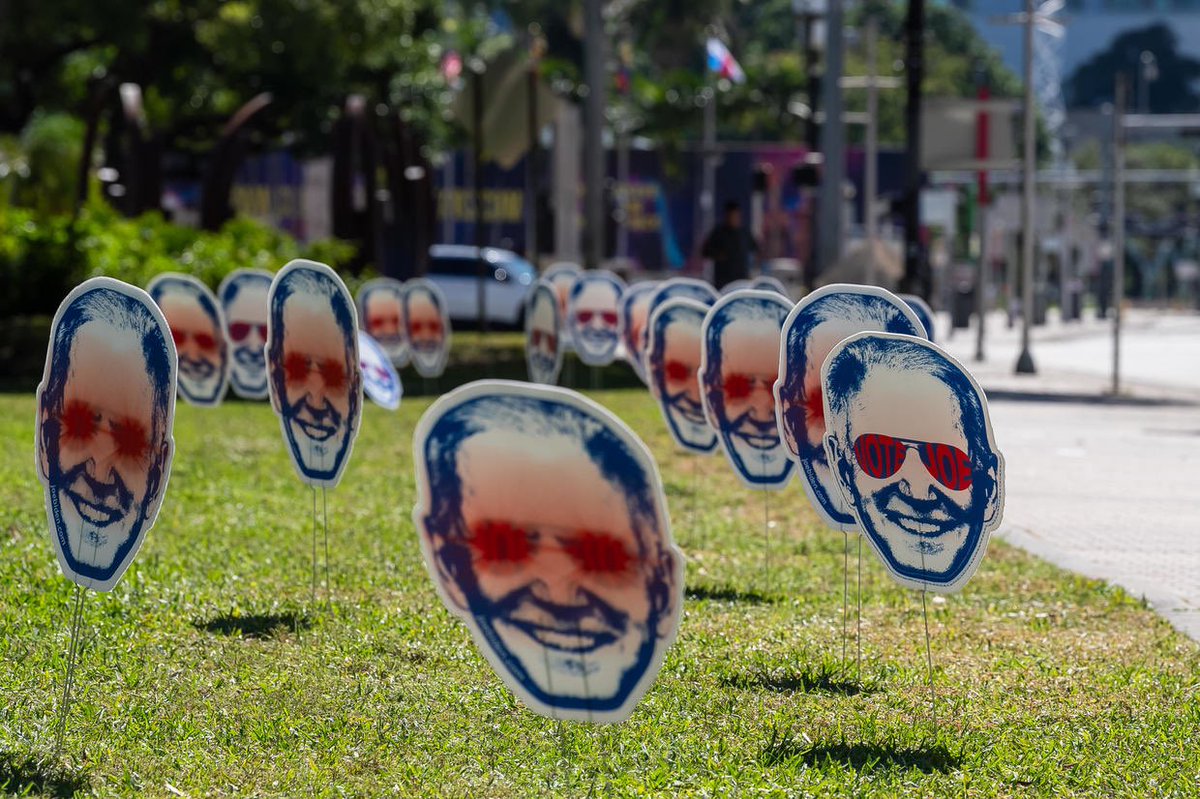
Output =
[
  {"x1": 147, "y1": 273, "x2": 229, "y2": 406},
  {"x1": 36, "y1": 278, "x2": 177, "y2": 591},
  {"x1": 403, "y1": 278, "x2": 451, "y2": 379},
  {"x1": 640, "y1": 278, "x2": 719, "y2": 364},
  {"x1": 267, "y1": 260, "x2": 363, "y2": 488},
  {"x1": 619, "y1": 281, "x2": 659, "y2": 384},
  {"x1": 525, "y1": 281, "x2": 563, "y2": 385},
  {"x1": 218, "y1": 269, "x2": 273, "y2": 399},
  {"x1": 543, "y1": 262, "x2": 582, "y2": 349},
  {"x1": 899, "y1": 294, "x2": 936, "y2": 344},
  {"x1": 646, "y1": 299, "x2": 716, "y2": 454},
  {"x1": 358, "y1": 278, "x2": 411, "y2": 367},
  {"x1": 568, "y1": 271, "x2": 626, "y2": 367},
  {"x1": 357, "y1": 331, "x2": 403, "y2": 411},
  {"x1": 775, "y1": 285, "x2": 927, "y2": 531},
  {"x1": 700, "y1": 290, "x2": 794, "y2": 490},
  {"x1": 413, "y1": 381, "x2": 684, "y2": 723},
  {"x1": 822, "y1": 333, "x2": 1004, "y2": 593}
]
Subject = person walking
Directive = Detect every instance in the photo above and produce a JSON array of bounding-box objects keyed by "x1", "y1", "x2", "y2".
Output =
[{"x1": 702, "y1": 201, "x2": 758, "y2": 289}]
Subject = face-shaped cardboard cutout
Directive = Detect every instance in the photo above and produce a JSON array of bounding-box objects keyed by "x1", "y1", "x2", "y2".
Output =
[
  {"x1": 218, "y1": 269, "x2": 273, "y2": 400},
  {"x1": 640, "y1": 278, "x2": 720, "y2": 362},
  {"x1": 646, "y1": 299, "x2": 717, "y2": 454},
  {"x1": 147, "y1": 273, "x2": 229, "y2": 407},
  {"x1": 266, "y1": 260, "x2": 363, "y2": 488},
  {"x1": 525, "y1": 282, "x2": 563, "y2": 385},
  {"x1": 403, "y1": 278, "x2": 452, "y2": 379},
  {"x1": 543, "y1": 262, "x2": 583, "y2": 350},
  {"x1": 36, "y1": 278, "x2": 177, "y2": 591},
  {"x1": 700, "y1": 290, "x2": 795, "y2": 490},
  {"x1": 822, "y1": 333, "x2": 1004, "y2": 593},
  {"x1": 357, "y1": 330, "x2": 403, "y2": 411},
  {"x1": 618, "y1": 282, "x2": 659, "y2": 384},
  {"x1": 899, "y1": 294, "x2": 936, "y2": 344},
  {"x1": 775, "y1": 285, "x2": 928, "y2": 531},
  {"x1": 357, "y1": 278, "x2": 411, "y2": 367},
  {"x1": 752, "y1": 275, "x2": 789, "y2": 297},
  {"x1": 567, "y1": 271, "x2": 627, "y2": 367},
  {"x1": 413, "y1": 380, "x2": 684, "y2": 723}
]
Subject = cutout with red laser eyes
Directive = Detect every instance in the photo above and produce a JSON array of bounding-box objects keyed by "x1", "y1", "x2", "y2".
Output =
[
  {"x1": 60, "y1": 399, "x2": 98, "y2": 443},
  {"x1": 470, "y1": 520, "x2": 534, "y2": 565},
  {"x1": 228, "y1": 322, "x2": 267, "y2": 342},
  {"x1": 722, "y1": 372, "x2": 753, "y2": 401},
  {"x1": 664, "y1": 360, "x2": 692, "y2": 384},
  {"x1": 563, "y1": 531, "x2": 634, "y2": 576},
  {"x1": 170, "y1": 329, "x2": 217, "y2": 352},
  {"x1": 852, "y1": 433, "x2": 973, "y2": 491},
  {"x1": 284, "y1": 351, "x2": 309, "y2": 385},
  {"x1": 111, "y1": 416, "x2": 150, "y2": 461}
]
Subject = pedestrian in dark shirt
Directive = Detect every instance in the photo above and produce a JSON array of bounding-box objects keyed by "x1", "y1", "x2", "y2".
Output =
[{"x1": 702, "y1": 201, "x2": 759, "y2": 289}]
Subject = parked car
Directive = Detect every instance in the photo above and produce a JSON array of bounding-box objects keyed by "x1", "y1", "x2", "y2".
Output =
[{"x1": 426, "y1": 245, "x2": 538, "y2": 328}]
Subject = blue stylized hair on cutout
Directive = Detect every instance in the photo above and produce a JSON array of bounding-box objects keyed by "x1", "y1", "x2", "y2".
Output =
[
  {"x1": 220, "y1": 271, "x2": 272, "y2": 306},
  {"x1": 420, "y1": 392, "x2": 673, "y2": 714},
  {"x1": 40, "y1": 285, "x2": 174, "y2": 583},
  {"x1": 647, "y1": 302, "x2": 716, "y2": 453}
]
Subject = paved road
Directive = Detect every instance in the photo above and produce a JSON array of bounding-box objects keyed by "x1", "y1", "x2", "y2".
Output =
[{"x1": 935, "y1": 309, "x2": 1200, "y2": 638}]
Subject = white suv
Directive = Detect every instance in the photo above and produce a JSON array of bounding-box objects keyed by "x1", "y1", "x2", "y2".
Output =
[{"x1": 426, "y1": 245, "x2": 538, "y2": 328}]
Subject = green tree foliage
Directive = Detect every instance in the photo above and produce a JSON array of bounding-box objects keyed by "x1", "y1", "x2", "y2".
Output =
[{"x1": 1067, "y1": 23, "x2": 1200, "y2": 113}]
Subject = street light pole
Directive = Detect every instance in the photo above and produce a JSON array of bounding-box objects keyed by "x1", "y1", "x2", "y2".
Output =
[
  {"x1": 1111, "y1": 74, "x2": 1126, "y2": 395},
  {"x1": 1015, "y1": 0, "x2": 1037, "y2": 374},
  {"x1": 583, "y1": 0, "x2": 607, "y2": 270},
  {"x1": 864, "y1": 16, "x2": 879, "y2": 281}
]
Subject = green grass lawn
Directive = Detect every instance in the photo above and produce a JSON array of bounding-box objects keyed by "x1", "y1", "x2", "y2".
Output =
[{"x1": 1, "y1": 387, "x2": 1197, "y2": 797}]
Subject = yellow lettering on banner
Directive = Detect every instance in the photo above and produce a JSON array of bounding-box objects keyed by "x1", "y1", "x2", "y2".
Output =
[
  {"x1": 618, "y1": 181, "x2": 660, "y2": 233},
  {"x1": 436, "y1": 189, "x2": 526, "y2": 224}
]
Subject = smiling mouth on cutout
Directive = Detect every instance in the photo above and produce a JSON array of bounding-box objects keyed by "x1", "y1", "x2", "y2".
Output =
[
  {"x1": 235, "y1": 347, "x2": 264, "y2": 368},
  {"x1": 290, "y1": 401, "x2": 339, "y2": 442},
  {"x1": 670, "y1": 396, "x2": 707, "y2": 425},
  {"x1": 506, "y1": 618, "x2": 619, "y2": 654},
  {"x1": 179, "y1": 357, "x2": 216, "y2": 380},
  {"x1": 879, "y1": 494, "x2": 961, "y2": 538},
  {"x1": 733, "y1": 421, "x2": 778, "y2": 450}
]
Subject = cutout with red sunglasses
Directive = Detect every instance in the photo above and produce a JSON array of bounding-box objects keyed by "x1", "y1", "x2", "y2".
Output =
[
  {"x1": 567, "y1": 271, "x2": 626, "y2": 367},
  {"x1": 403, "y1": 279, "x2": 451, "y2": 378},
  {"x1": 525, "y1": 282, "x2": 562, "y2": 385},
  {"x1": 147, "y1": 273, "x2": 229, "y2": 407},
  {"x1": 219, "y1": 268, "x2": 273, "y2": 400},
  {"x1": 823, "y1": 332, "x2": 1003, "y2": 593}
]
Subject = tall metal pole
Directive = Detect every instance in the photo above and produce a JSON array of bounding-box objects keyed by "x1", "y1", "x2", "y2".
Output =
[
  {"x1": 1015, "y1": 0, "x2": 1037, "y2": 374},
  {"x1": 975, "y1": 79, "x2": 990, "y2": 362},
  {"x1": 1112, "y1": 75, "x2": 1126, "y2": 395},
  {"x1": 902, "y1": 0, "x2": 926, "y2": 296},
  {"x1": 817, "y1": 0, "x2": 845, "y2": 274},
  {"x1": 525, "y1": 61, "x2": 539, "y2": 265},
  {"x1": 583, "y1": 0, "x2": 607, "y2": 270},
  {"x1": 864, "y1": 16, "x2": 879, "y2": 285},
  {"x1": 473, "y1": 66, "x2": 488, "y2": 333},
  {"x1": 701, "y1": 86, "x2": 717, "y2": 249}
]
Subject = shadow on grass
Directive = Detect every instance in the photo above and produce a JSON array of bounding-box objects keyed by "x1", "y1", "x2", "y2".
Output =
[
  {"x1": 0, "y1": 751, "x2": 89, "y2": 797},
  {"x1": 195, "y1": 612, "x2": 310, "y2": 640},
  {"x1": 686, "y1": 585, "x2": 778, "y2": 605},
  {"x1": 762, "y1": 731, "x2": 960, "y2": 773},
  {"x1": 721, "y1": 662, "x2": 880, "y2": 697}
]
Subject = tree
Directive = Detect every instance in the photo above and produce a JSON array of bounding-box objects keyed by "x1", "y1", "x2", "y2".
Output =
[{"x1": 1066, "y1": 23, "x2": 1200, "y2": 113}]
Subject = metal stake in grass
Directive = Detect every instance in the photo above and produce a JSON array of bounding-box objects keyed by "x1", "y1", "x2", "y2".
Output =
[
  {"x1": 922, "y1": 587, "x2": 936, "y2": 731},
  {"x1": 322, "y1": 486, "x2": 331, "y2": 606},
  {"x1": 310, "y1": 486, "x2": 318, "y2": 605},
  {"x1": 53, "y1": 583, "x2": 87, "y2": 755},
  {"x1": 856, "y1": 535, "x2": 863, "y2": 681},
  {"x1": 842, "y1": 532, "x2": 849, "y2": 678}
]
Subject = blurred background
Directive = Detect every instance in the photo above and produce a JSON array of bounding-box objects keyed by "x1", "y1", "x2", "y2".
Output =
[{"x1": 2, "y1": 0, "x2": 1199, "y2": 376}]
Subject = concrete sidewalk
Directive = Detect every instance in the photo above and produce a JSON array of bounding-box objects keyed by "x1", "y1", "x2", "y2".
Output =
[{"x1": 933, "y1": 309, "x2": 1200, "y2": 640}]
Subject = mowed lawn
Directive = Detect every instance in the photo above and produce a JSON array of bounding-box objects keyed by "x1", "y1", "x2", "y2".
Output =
[{"x1": 0, "y1": 386, "x2": 1198, "y2": 797}]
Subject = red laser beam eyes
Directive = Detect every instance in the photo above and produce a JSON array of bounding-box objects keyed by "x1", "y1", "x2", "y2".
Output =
[
  {"x1": 468, "y1": 522, "x2": 637, "y2": 576},
  {"x1": 170, "y1": 328, "x2": 218, "y2": 352},
  {"x1": 228, "y1": 322, "x2": 267, "y2": 342},
  {"x1": 410, "y1": 319, "x2": 442, "y2": 335},
  {"x1": 576, "y1": 310, "x2": 618, "y2": 325},
  {"x1": 852, "y1": 433, "x2": 973, "y2": 491},
  {"x1": 531, "y1": 330, "x2": 558, "y2": 351},
  {"x1": 664, "y1": 360, "x2": 693, "y2": 383},
  {"x1": 58, "y1": 401, "x2": 150, "y2": 460},
  {"x1": 562, "y1": 531, "x2": 633, "y2": 575},
  {"x1": 470, "y1": 520, "x2": 533, "y2": 564},
  {"x1": 722, "y1": 373, "x2": 752, "y2": 401},
  {"x1": 61, "y1": 399, "x2": 97, "y2": 442},
  {"x1": 283, "y1": 352, "x2": 348, "y2": 389},
  {"x1": 368, "y1": 314, "x2": 400, "y2": 330}
]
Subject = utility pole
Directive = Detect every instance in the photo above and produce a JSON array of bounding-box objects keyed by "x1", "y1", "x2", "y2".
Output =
[
  {"x1": 902, "y1": 0, "x2": 927, "y2": 297},
  {"x1": 583, "y1": 0, "x2": 607, "y2": 270},
  {"x1": 1015, "y1": 0, "x2": 1037, "y2": 374},
  {"x1": 1111, "y1": 74, "x2": 1126, "y2": 395},
  {"x1": 816, "y1": 0, "x2": 845, "y2": 274}
]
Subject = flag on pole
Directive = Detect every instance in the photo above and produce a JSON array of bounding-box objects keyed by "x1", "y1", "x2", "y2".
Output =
[{"x1": 706, "y1": 38, "x2": 745, "y2": 84}]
